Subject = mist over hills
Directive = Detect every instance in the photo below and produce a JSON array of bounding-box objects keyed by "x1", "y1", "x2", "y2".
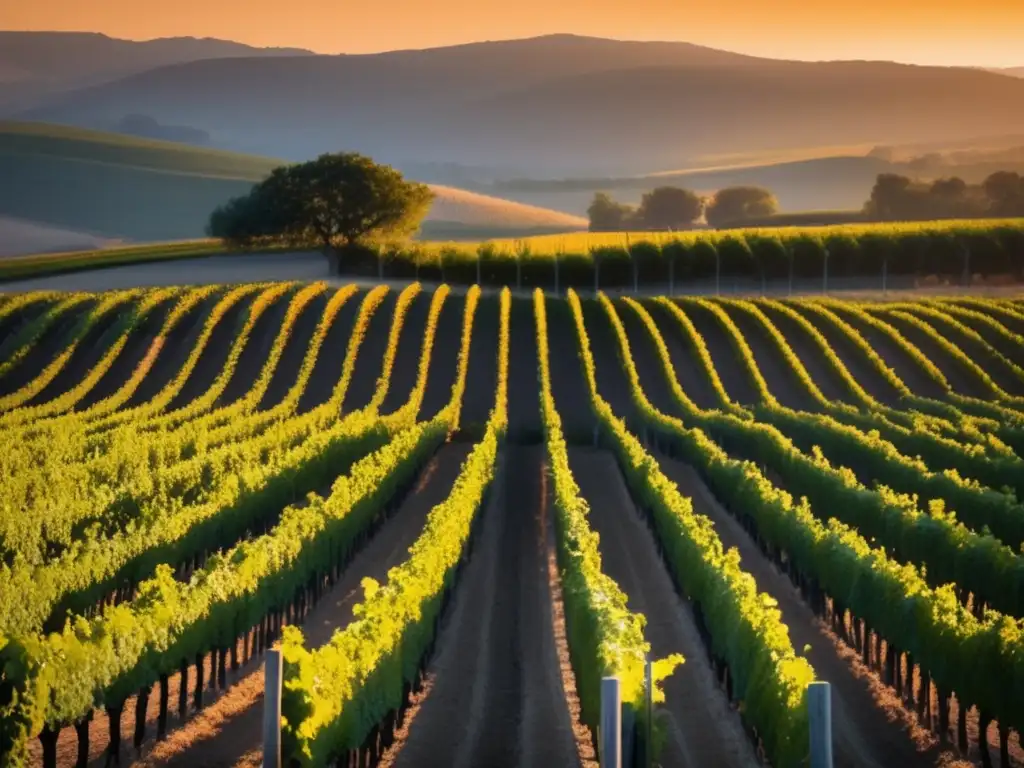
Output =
[{"x1": 11, "y1": 33, "x2": 1024, "y2": 184}]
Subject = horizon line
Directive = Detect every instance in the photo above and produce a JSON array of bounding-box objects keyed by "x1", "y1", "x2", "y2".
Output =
[{"x1": 3, "y1": 27, "x2": 1022, "y2": 70}]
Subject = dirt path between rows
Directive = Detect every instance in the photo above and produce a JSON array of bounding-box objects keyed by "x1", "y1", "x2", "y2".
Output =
[
  {"x1": 897, "y1": 308, "x2": 1024, "y2": 398},
  {"x1": 870, "y1": 311, "x2": 993, "y2": 400},
  {"x1": 379, "y1": 292, "x2": 432, "y2": 414},
  {"x1": 643, "y1": 300, "x2": 721, "y2": 410},
  {"x1": 31, "y1": 442, "x2": 469, "y2": 768},
  {"x1": 0, "y1": 299, "x2": 92, "y2": 396},
  {"x1": 458, "y1": 295, "x2": 499, "y2": 430},
  {"x1": 947, "y1": 310, "x2": 1024, "y2": 370},
  {"x1": 418, "y1": 293, "x2": 466, "y2": 421},
  {"x1": 719, "y1": 303, "x2": 817, "y2": 412},
  {"x1": 215, "y1": 290, "x2": 292, "y2": 407},
  {"x1": 26, "y1": 301, "x2": 139, "y2": 407},
  {"x1": 653, "y1": 453, "x2": 950, "y2": 768},
  {"x1": 388, "y1": 445, "x2": 581, "y2": 768},
  {"x1": 758, "y1": 302, "x2": 860, "y2": 405},
  {"x1": 0, "y1": 297, "x2": 53, "y2": 352},
  {"x1": 341, "y1": 292, "x2": 399, "y2": 413},
  {"x1": 165, "y1": 296, "x2": 254, "y2": 411},
  {"x1": 675, "y1": 299, "x2": 761, "y2": 406},
  {"x1": 122, "y1": 293, "x2": 218, "y2": 408},
  {"x1": 579, "y1": 298, "x2": 638, "y2": 424},
  {"x1": 133, "y1": 443, "x2": 471, "y2": 768},
  {"x1": 506, "y1": 297, "x2": 541, "y2": 438},
  {"x1": 568, "y1": 447, "x2": 760, "y2": 768},
  {"x1": 257, "y1": 292, "x2": 328, "y2": 410},
  {"x1": 77, "y1": 300, "x2": 176, "y2": 409},
  {"x1": 295, "y1": 288, "x2": 365, "y2": 414},
  {"x1": 827, "y1": 306, "x2": 948, "y2": 400},
  {"x1": 547, "y1": 298, "x2": 595, "y2": 438},
  {"x1": 786, "y1": 304, "x2": 904, "y2": 406}
]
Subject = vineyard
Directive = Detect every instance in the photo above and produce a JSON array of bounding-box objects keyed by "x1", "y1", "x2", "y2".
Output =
[{"x1": 0, "y1": 283, "x2": 1023, "y2": 768}]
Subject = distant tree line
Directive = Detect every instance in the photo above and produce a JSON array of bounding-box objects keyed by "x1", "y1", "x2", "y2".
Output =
[
  {"x1": 865, "y1": 171, "x2": 1024, "y2": 221},
  {"x1": 587, "y1": 185, "x2": 779, "y2": 231}
]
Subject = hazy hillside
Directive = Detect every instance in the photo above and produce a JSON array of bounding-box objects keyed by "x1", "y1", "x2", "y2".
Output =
[
  {"x1": 17, "y1": 35, "x2": 1024, "y2": 181},
  {"x1": 490, "y1": 147, "x2": 1024, "y2": 213},
  {"x1": 0, "y1": 32, "x2": 314, "y2": 113},
  {"x1": 0, "y1": 121, "x2": 585, "y2": 246}
]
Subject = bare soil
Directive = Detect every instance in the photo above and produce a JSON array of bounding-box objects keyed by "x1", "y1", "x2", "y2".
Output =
[
  {"x1": 341, "y1": 292, "x2": 399, "y2": 413},
  {"x1": 674, "y1": 299, "x2": 760, "y2": 406},
  {"x1": 379, "y1": 291, "x2": 432, "y2": 415},
  {"x1": 0, "y1": 296, "x2": 52, "y2": 344},
  {"x1": 946, "y1": 310, "x2": 1024, "y2": 370},
  {"x1": 418, "y1": 293, "x2": 466, "y2": 421},
  {"x1": 653, "y1": 454, "x2": 948, "y2": 768},
  {"x1": 546, "y1": 297, "x2": 596, "y2": 438},
  {"x1": 457, "y1": 294, "x2": 499, "y2": 430},
  {"x1": 215, "y1": 289, "x2": 292, "y2": 407},
  {"x1": 615, "y1": 299, "x2": 687, "y2": 419},
  {"x1": 25, "y1": 301, "x2": 134, "y2": 407},
  {"x1": 506, "y1": 297, "x2": 541, "y2": 439},
  {"x1": 959, "y1": 303, "x2": 1024, "y2": 337},
  {"x1": 34, "y1": 443, "x2": 470, "y2": 768},
  {"x1": 898, "y1": 308, "x2": 1024, "y2": 397},
  {"x1": 874, "y1": 311, "x2": 996, "y2": 400},
  {"x1": 134, "y1": 443, "x2": 471, "y2": 768},
  {"x1": 0, "y1": 299, "x2": 93, "y2": 397},
  {"x1": 388, "y1": 445, "x2": 581, "y2": 768},
  {"x1": 643, "y1": 299, "x2": 721, "y2": 410},
  {"x1": 758, "y1": 302, "x2": 861, "y2": 405},
  {"x1": 77, "y1": 299, "x2": 175, "y2": 409},
  {"x1": 827, "y1": 306, "x2": 948, "y2": 400},
  {"x1": 294, "y1": 287, "x2": 365, "y2": 414},
  {"x1": 125, "y1": 293, "x2": 219, "y2": 408},
  {"x1": 257, "y1": 292, "x2": 327, "y2": 410},
  {"x1": 578, "y1": 298, "x2": 637, "y2": 423},
  {"x1": 164, "y1": 296, "x2": 254, "y2": 411},
  {"x1": 719, "y1": 302, "x2": 819, "y2": 412},
  {"x1": 786, "y1": 304, "x2": 904, "y2": 406},
  {"x1": 568, "y1": 447, "x2": 761, "y2": 768}
]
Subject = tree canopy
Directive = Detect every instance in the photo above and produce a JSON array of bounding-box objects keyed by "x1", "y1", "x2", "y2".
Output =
[
  {"x1": 864, "y1": 171, "x2": 1024, "y2": 221},
  {"x1": 208, "y1": 153, "x2": 433, "y2": 258},
  {"x1": 705, "y1": 186, "x2": 779, "y2": 227}
]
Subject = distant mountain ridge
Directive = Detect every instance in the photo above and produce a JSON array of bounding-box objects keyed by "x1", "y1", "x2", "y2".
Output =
[
  {"x1": 12, "y1": 33, "x2": 1024, "y2": 182},
  {"x1": 0, "y1": 31, "x2": 314, "y2": 112}
]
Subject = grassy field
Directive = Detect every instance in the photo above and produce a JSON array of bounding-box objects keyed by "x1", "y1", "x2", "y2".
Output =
[
  {"x1": 0, "y1": 121, "x2": 586, "y2": 245},
  {"x1": 0, "y1": 286, "x2": 1022, "y2": 767}
]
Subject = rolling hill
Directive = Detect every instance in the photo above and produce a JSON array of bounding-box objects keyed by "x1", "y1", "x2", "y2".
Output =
[
  {"x1": 16, "y1": 34, "x2": 1024, "y2": 181},
  {"x1": 0, "y1": 32, "x2": 314, "y2": 113},
  {"x1": 0, "y1": 121, "x2": 585, "y2": 249}
]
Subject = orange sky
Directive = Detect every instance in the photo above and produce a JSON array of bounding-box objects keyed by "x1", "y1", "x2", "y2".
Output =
[{"x1": 3, "y1": 0, "x2": 1023, "y2": 67}]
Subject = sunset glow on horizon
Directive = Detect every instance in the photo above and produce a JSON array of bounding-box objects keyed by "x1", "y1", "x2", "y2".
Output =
[{"x1": 2, "y1": 0, "x2": 1023, "y2": 68}]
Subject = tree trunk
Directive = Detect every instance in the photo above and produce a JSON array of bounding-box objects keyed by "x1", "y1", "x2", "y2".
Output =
[
  {"x1": 178, "y1": 660, "x2": 189, "y2": 719},
  {"x1": 134, "y1": 685, "x2": 150, "y2": 752},
  {"x1": 938, "y1": 690, "x2": 950, "y2": 744},
  {"x1": 105, "y1": 702, "x2": 124, "y2": 767},
  {"x1": 158, "y1": 674, "x2": 169, "y2": 740},
  {"x1": 958, "y1": 703, "x2": 969, "y2": 753},
  {"x1": 39, "y1": 726, "x2": 59, "y2": 768},
  {"x1": 999, "y1": 722, "x2": 1010, "y2": 768},
  {"x1": 194, "y1": 654, "x2": 205, "y2": 711},
  {"x1": 75, "y1": 715, "x2": 91, "y2": 768}
]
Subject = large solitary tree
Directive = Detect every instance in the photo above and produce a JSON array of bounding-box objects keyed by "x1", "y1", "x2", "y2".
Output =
[{"x1": 208, "y1": 152, "x2": 433, "y2": 270}]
